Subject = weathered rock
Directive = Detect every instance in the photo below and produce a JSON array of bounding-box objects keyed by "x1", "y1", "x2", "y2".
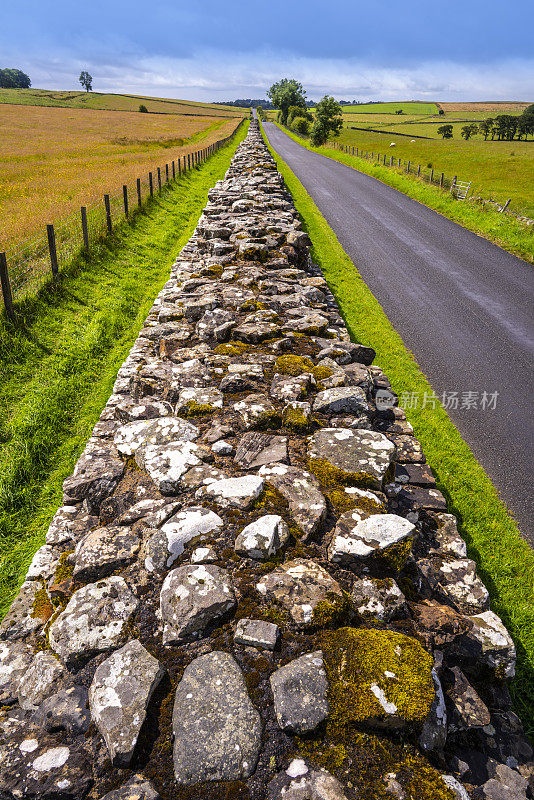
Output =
[
  {"x1": 0, "y1": 580, "x2": 51, "y2": 641},
  {"x1": 282, "y1": 400, "x2": 313, "y2": 431},
  {"x1": 256, "y1": 559, "x2": 344, "y2": 627},
  {"x1": 445, "y1": 666, "x2": 491, "y2": 732},
  {"x1": 211, "y1": 439, "x2": 234, "y2": 455},
  {"x1": 453, "y1": 610, "x2": 516, "y2": 679},
  {"x1": 419, "y1": 669, "x2": 447, "y2": 753},
  {"x1": 235, "y1": 514, "x2": 290, "y2": 560},
  {"x1": 352, "y1": 577, "x2": 406, "y2": 622},
  {"x1": 136, "y1": 440, "x2": 203, "y2": 493},
  {"x1": 26, "y1": 545, "x2": 60, "y2": 581},
  {"x1": 258, "y1": 463, "x2": 327, "y2": 539},
  {"x1": 270, "y1": 373, "x2": 313, "y2": 402},
  {"x1": 410, "y1": 602, "x2": 472, "y2": 649},
  {"x1": 145, "y1": 506, "x2": 224, "y2": 571},
  {"x1": 328, "y1": 512, "x2": 415, "y2": 570},
  {"x1": 234, "y1": 618, "x2": 279, "y2": 650},
  {"x1": 172, "y1": 651, "x2": 262, "y2": 784},
  {"x1": 322, "y1": 627, "x2": 435, "y2": 731},
  {"x1": 175, "y1": 387, "x2": 224, "y2": 415},
  {"x1": 17, "y1": 651, "x2": 65, "y2": 711},
  {"x1": 270, "y1": 651, "x2": 329, "y2": 734},
  {"x1": 197, "y1": 474, "x2": 264, "y2": 509},
  {"x1": 117, "y1": 498, "x2": 180, "y2": 527},
  {"x1": 160, "y1": 564, "x2": 236, "y2": 643},
  {"x1": 63, "y1": 446, "x2": 125, "y2": 511},
  {"x1": 114, "y1": 417, "x2": 199, "y2": 456},
  {"x1": 89, "y1": 640, "x2": 165, "y2": 767},
  {"x1": 34, "y1": 686, "x2": 90, "y2": 735},
  {"x1": 415, "y1": 556, "x2": 490, "y2": 615},
  {"x1": 442, "y1": 775, "x2": 472, "y2": 800},
  {"x1": 190, "y1": 545, "x2": 218, "y2": 563},
  {"x1": 234, "y1": 393, "x2": 281, "y2": 429},
  {"x1": 313, "y1": 386, "x2": 369, "y2": 416},
  {"x1": 73, "y1": 526, "x2": 140, "y2": 581},
  {"x1": 0, "y1": 641, "x2": 33, "y2": 704},
  {"x1": 234, "y1": 431, "x2": 288, "y2": 469},
  {"x1": 49, "y1": 576, "x2": 139, "y2": 666},
  {"x1": 267, "y1": 761, "x2": 349, "y2": 800},
  {"x1": 308, "y1": 427, "x2": 395, "y2": 490},
  {"x1": 97, "y1": 775, "x2": 160, "y2": 800},
  {"x1": 181, "y1": 463, "x2": 226, "y2": 488}
]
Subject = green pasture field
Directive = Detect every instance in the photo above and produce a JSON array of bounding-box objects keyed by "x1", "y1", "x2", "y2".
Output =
[
  {"x1": 322, "y1": 101, "x2": 439, "y2": 115},
  {"x1": 0, "y1": 121, "x2": 248, "y2": 618},
  {"x1": 0, "y1": 87, "x2": 245, "y2": 116}
]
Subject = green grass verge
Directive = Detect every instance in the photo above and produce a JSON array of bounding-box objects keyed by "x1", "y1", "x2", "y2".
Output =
[
  {"x1": 262, "y1": 124, "x2": 534, "y2": 737},
  {"x1": 0, "y1": 121, "x2": 249, "y2": 616},
  {"x1": 271, "y1": 123, "x2": 534, "y2": 263}
]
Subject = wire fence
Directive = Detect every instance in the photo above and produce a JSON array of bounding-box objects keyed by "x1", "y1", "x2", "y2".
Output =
[
  {"x1": 327, "y1": 140, "x2": 470, "y2": 195},
  {"x1": 0, "y1": 119, "x2": 245, "y2": 322}
]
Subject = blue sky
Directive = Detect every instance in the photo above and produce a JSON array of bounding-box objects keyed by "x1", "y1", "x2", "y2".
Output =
[{"x1": 2, "y1": 0, "x2": 533, "y2": 101}]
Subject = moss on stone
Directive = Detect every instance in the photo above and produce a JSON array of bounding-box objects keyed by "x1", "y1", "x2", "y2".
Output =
[
  {"x1": 282, "y1": 405, "x2": 312, "y2": 433},
  {"x1": 181, "y1": 402, "x2": 216, "y2": 417},
  {"x1": 275, "y1": 354, "x2": 315, "y2": 376},
  {"x1": 308, "y1": 456, "x2": 377, "y2": 491},
  {"x1": 255, "y1": 484, "x2": 290, "y2": 517},
  {"x1": 311, "y1": 364, "x2": 333, "y2": 381},
  {"x1": 31, "y1": 582, "x2": 54, "y2": 621},
  {"x1": 312, "y1": 591, "x2": 351, "y2": 628},
  {"x1": 214, "y1": 341, "x2": 249, "y2": 356},
  {"x1": 322, "y1": 627, "x2": 435, "y2": 737},
  {"x1": 52, "y1": 551, "x2": 74, "y2": 584},
  {"x1": 253, "y1": 410, "x2": 282, "y2": 430}
]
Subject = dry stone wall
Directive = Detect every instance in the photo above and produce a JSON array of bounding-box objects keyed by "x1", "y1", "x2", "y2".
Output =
[{"x1": 1, "y1": 120, "x2": 532, "y2": 800}]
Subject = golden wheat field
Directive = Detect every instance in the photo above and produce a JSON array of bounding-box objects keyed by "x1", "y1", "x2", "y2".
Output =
[{"x1": 0, "y1": 102, "x2": 243, "y2": 251}]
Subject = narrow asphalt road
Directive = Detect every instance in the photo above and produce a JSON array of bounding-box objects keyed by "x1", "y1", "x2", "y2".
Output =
[{"x1": 263, "y1": 121, "x2": 534, "y2": 546}]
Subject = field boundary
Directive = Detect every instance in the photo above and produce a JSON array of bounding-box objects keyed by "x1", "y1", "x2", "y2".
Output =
[
  {"x1": 0, "y1": 119, "x2": 245, "y2": 318},
  {"x1": 261, "y1": 121, "x2": 534, "y2": 736}
]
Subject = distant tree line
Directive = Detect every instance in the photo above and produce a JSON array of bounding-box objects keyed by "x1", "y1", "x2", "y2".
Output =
[
  {"x1": 219, "y1": 99, "x2": 275, "y2": 109},
  {"x1": 0, "y1": 68, "x2": 31, "y2": 88},
  {"x1": 267, "y1": 79, "x2": 344, "y2": 146},
  {"x1": 437, "y1": 106, "x2": 534, "y2": 141}
]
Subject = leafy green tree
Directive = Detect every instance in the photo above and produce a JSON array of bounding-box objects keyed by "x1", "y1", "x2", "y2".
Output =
[
  {"x1": 292, "y1": 116, "x2": 310, "y2": 135},
  {"x1": 461, "y1": 123, "x2": 478, "y2": 140},
  {"x1": 139, "y1": 104, "x2": 148, "y2": 113},
  {"x1": 0, "y1": 68, "x2": 31, "y2": 88},
  {"x1": 479, "y1": 119, "x2": 494, "y2": 140},
  {"x1": 79, "y1": 71, "x2": 93, "y2": 92},
  {"x1": 518, "y1": 104, "x2": 534, "y2": 140},
  {"x1": 494, "y1": 115, "x2": 518, "y2": 141},
  {"x1": 267, "y1": 79, "x2": 306, "y2": 125},
  {"x1": 310, "y1": 95, "x2": 343, "y2": 146},
  {"x1": 437, "y1": 124, "x2": 453, "y2": 139}
]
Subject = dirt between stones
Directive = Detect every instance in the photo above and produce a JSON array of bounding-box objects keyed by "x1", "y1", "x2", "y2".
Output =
[{"x1": 0, "y1": 120, "x2": 532, "y2": 800}]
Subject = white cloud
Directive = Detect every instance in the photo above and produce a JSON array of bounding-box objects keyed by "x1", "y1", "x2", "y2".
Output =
[{"x1": 14, "y1": 47, "x2": 534, "y2": 101}]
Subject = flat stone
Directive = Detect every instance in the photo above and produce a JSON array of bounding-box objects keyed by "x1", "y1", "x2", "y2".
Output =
[
  {"x1": 34, "y1": 686, "x2": 90, "y2": 735},
  {"x1": 73, "y1": 526, "x2": 140, "y2": 581},
  {"x1": 160, "y1": 564, "x2": 236, "y2": 643},
  {"x1": 136, "y1": 441, "x2": 203, "y2": 494},
  {"x1": 270, "y1": 651, "x2": 329, "y2": 734},
  {"x1": 49, "y1": 576, "x2": 139, "y2": 666},
  {"x1": 114, "y1": 398, "x2": 172, "y2": 422},
  {"x1": 392, "y1": 434, "x2": 425, "y2": 463},
  {"x1": 0, "y1": 641, "x2": 33, "y2": 704},
  {"x1": 234, "y1": 393, "x2": 280, "y2": 429},
  {"x1": 172, "y1": 651, "x2": 262, "y2": 784},
  {"x1": 234, "y1": 432, "x2": 288, "y2": 469},
  {"x1": 313, "y1": 387, "x2": 369, "y2": 415},
  {"x1": 17, "y1": 651, "x2": 65, "y2": 711},
  {"x1": 117, "y1": 498, "x2": 180, "y2": 527},
  {"x1": 445, "y1": 666, "x2": 490, "y2": 732},
  {"x1": 197, "y1": 474, "x2": 265, "y2": 510},
  {"x1": 258, "y1": 463, "x2": 327, "y2": 540},
  {"x1": 256, "y1": 559, "x2": 343, "y2": 628},
  {"x1": 89, "y1": 640, "x2": 165, "y2": 767},
  {"x1": 0, "y1": 580, "x2": 51, "y2": 641},
  {"x1": 145, "y1": 507, "x2": 224, "y2": 571},
  {"x1": 175, "y1": 387, "x2": 224, "y2": 415},
  {"x1": 26, "y1": 545, "x2": 60, "y2": 581},
  {"x1": 283, "y1": 313, "x2": 328, "y2": 334},
  {"x1": 181, "y1": 463, "x2": 227, "y2": 488},
  {"x1": 211, "y1": 439, "x2": 234, "y2": 455},
  {"x1": 328, "y1": 513, "x2": 415, "y2": 569},
  {"x1": 352, "y1": 577, "x2": 406, "y2": 622},
  {"x1": 454, "y1": 610, "x2": 516, "y2": 679},
  {"x1": 428, "y1": 513, "x2": 468, "y2": 559},
  {"x1": 98, "y1": 775, "x2": 160, "y2": 800},
  {"x1": 267, "y1": 762, "x2": 348, "y2": 800},
  {"x1": 233, "y1": 321, "x2": 280, "y2": 343},
  {"x1": 270, "y1": 373, "x2": 312, "y2": 402},
  {"x1": 62, "y1": 446, "x2": 125, "y2": 512},
  {"x1": 190, "y1": 545, "x2": 218, "y2": 563},
  {"x1": 235, "y1": 514, "x2": 290, "y2": 560},
  {"x1": 308, "y1": 427, "x2": 395, "y2": 490},
  {"x1": 114, "y1": 417, "x2": 199, "y2": 457},
  {"x1": 234, "y1": 618, "x2": 279, "y2": 650}
]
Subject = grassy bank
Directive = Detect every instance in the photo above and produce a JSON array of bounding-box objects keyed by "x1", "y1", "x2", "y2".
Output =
[
  {"x1": 261, "y1": 124, "x2": 534, "y2": 736},
  {"x1": 0, "y1": 120, "x2": 248, "y2": 615},
  {"x1": 271, "y1": 123, "x2": 534, "y2": 262}
]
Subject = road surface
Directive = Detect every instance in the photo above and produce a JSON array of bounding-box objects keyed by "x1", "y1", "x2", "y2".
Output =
[{"x1": 263, "y1": 121, "x2": 534, "y2": 545}]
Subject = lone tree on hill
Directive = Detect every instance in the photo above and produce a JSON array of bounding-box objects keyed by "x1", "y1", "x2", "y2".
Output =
[
  {"x1": 461, "y1": 123, "x2": 479, "y2": 140},
  {"x1": 437, "y1": 124, "x2": 453, "y2": 139},
  {"x1": 310, "y1": 95, "x2": 344, "y2": 146},
  {"x1": 79, "y1": 71, "x2": 93, "y2": 92},
  {"x1": 0, "y1": 68, "x2": 31, "y2": 88},
  {"x1": 267, "y1": 78, "x2": 306, "y2": 125}
]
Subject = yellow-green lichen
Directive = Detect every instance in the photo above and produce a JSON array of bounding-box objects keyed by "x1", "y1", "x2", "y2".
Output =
[
  {"x1": 282, "y1": 405, "x2": 312, "y2": 433},
  {"x1": 31, "y1": 583, "x2": 54, "y2": 621},
  {"x1": 52, "y1": 551, "x2": 74, "y2": 584},
  {"x1": 275, "y1": 354, "x2": 315, "y2": 376},
  {"x1": 213, "y1": 341, "x2": 249, "y2": 356},
  {"x1": 308, "y1": 456, "x2": 378, "y2": 491},
  {"x1": 180, "y1": 402, "x2": 216, "y2": 417},
  {"x1": 312, "y1": 591, "x2": 351, "y2": 628},
  {"x1": 322, "y1": 627, "x2": 435, "y2": 736}
]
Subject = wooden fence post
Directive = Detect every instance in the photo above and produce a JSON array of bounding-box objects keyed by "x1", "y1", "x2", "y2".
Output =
[
  {"x1": 407, "y1": 160, "x2": 411, "y2": 172},
  {"x1": 149, "y1": 172, "x2": 153, "y2": 197},
  {"x1": 430, "y1": 169, "x2": 434, "y2": 183},
  {"x1": 0, "y1": 252, "x2": 15, "y2": 323},
  {"x1": 47, "y1": 224, "x2": 59, "y2": 276},
  {"x1": 123, "y1": 185, "x2": 129, "y2": 218},
  {"x1": 178, "y1": 158, "x2": 181, "y2": 177},
  {"x1": 166, "y1": 164, "x2": 169, "y2": 182},
  {"x1": 157, "y1": 167, "x2": 162, "y2": 191},
  {"x1": 440, "y1": 172, "x2": 444, "y2": 187},
  {"x1": 104, "y1": 195, "x2": 112, "y2": 233},
  {"x1": 81, "y1": 207, "x2": 89, "y2": 251},
  {"x1": 418, "y1": 165, "x2": 421, "y2": 176},
  {"x1": 188, "y1": 154, "x2": 191, "y2": 170},
  {"x1": 137, "y1": 178, "x2": 142, "y2": 207},
  {"x1": 172, "y1": 161, "x2": 175, "y2": 179}
]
